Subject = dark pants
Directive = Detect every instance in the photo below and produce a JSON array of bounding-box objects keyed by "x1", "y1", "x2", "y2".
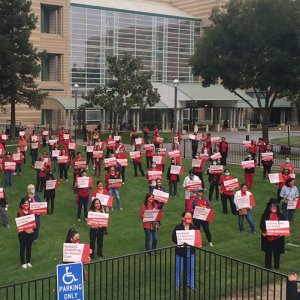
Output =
[
  {"x1": 106, "y1": 149, "x2": 113, "y2": 158},
  {"x1": 5, "y1": 171, "x2": 13, "y2": 187},
  {"x1": 146, "y1": 156, "x2": 152, "y2": 168},
  {"x1": 31, "y1": 153, "x2": 38, "y2": 166},
  {"x1": 21, "y1": 151, "x2": 26, "y2": 164},
  {"x1": 120, "y1": 167, "x2": 126, "y2": 183},
  {"x1": 221, "y1": 193, "x2": 237, "y2": 215},
  {"x1": 87, "y1": 154, "x2": 93, "y2": 166},
  {"x1": 192, "y1": 146, "x2": 198, "y2": 159},
  {"x1": 265, "y1": 240, "x2": 281, "y2": 269},
  {"x1": 33, "y1": 215, "x2": 40, "y2": 241},
  {"x1": 193, "y1": 219, "x2": 212, "y2": 243},
  {"x1": 209, "y1": 180, "x2": 219, "y2": 200},
  {"x1": 90, "y1": 227, "x2": 105, "y2": 258},
  {"x1": 194, "y1": 171, "x2": 205, "y2": 189},
  {"x1": 60, "y1": 164, "x2": 68, "y2": 180},
  {"x1": 18, "y1": 232, "x2": 33, "y2": 265},
  {"x1": 46, "y1": 195, "x2": 55, "y2": 214},
  {"x1": 36, "y1": 177, "x2": 45, "y2": 193},
  {"x1": 263, "y1": 165, "x2": 272, "y2": 179},
  {"x1": 133, "y1": 161, "x2": 145, "y2": 177},
  {"x1": 220, "y1": 152, "x2": 227, "y2": 165},
  {"x1": 42, "y1": 139, "x2": 46, "y2": 147},
  {"x1": 169, "y1": 180, "x2": 178, "y2": 196},
  {"x1": 77, "y1": 195, "x2": 88, "y2": 219},
  {"x1": 277, "y1": 189, "x2": 282, "y2": 203}
]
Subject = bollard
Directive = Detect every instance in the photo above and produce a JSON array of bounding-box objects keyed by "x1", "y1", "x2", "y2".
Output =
[
  {"x1": 217, "y1": 124, "x2": 220, "y2": 132},
  {"x1": 247, "y1": 124, "x2": 251, "y2": 133},
  {"x1": 206, "y1": 124, "x2": 209, "y2": 133}
]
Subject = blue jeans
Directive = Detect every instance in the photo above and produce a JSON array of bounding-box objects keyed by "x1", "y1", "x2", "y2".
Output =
[
  {"x1": 238, "y1": 209, "x2": 256, "y2": 232},
  {"x1": 5, "y1": 171, "x2": 13, "y2": 187},
  {"x1": 31, "y1": 153, "x2": 38, "y2": 166},
  {"x1": 109, "y1": 188, "x2": 121, "y2": 209},
  {"x1": 77, "y1": 195, "x2": 88, "y2": 219},
  {"x1": 282, "y1": 202, "x2": 295, "y2": 221},
  {"x1": 175, "y1": 251, "x2": 195, "y2": 288},
  {"x1": 144, "y1": 228, "x2": 158, "y2": 251},
  {"x1": 15, "y1": 163, "x2": 22, "y2": 173},
  {"x1": 21, "y1": 151, "x2": 26, "y2": 164},
  {"x1": 33, "y1": 215, "x2": 40, "y2": 241}
]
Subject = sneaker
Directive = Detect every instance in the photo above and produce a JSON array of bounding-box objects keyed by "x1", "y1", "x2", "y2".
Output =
[
  {"x1": 119, "y1": 208, "x2": 123, "y2": 211},
  {"x1": 175, "y1": 195, "x2": 177, "y2": 198},
  {"x1": 27, "y1": 263, "x2": 32, "y2": 268},
  {"x1": 209, "y1": 242, "x2": 214, "y2": 247},
  {"x1": 65, "y1": 179, "x2": 68, "y2": 181},
  {"x1": 6, "y1": 225, "x2": 10, "y2": 228},
  {"x1": 86, "y1": 167, "x2": 88, "y2": 170},
  {"x1": 60, "y1": 179, "x2": 62, "y2": 181},
  {"x1": 216, "y1": 198, "x2": 219, "y2": 201},
  {"x1": 111, "y1": 207, "x2": 113, "y2": 211},
  {"x1": 241, "y1": 231, "x2": 244, "y2": 235},
  {"x1": 252, "y1": 231, "x2": 257, "y2": 234},
  {"x1": 204, "y1": 188, "x2": 207, "y2": 191},
  {"x1": 84, "y1": 218, "x2": 88, "y2": 221},
  {"x1": 77, "y1": 219, "x2": 81, "y2": 221},
  {"x1": 22, "y1": 264, "x2": 27, "y2": 269},
  {"x1": 122, "y1": 182, "x2": 125, "y2": 185}
]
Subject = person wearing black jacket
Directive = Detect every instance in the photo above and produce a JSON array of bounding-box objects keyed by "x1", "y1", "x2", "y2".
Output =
[
  {"x1": 207, "y1": 160, "x2": 220, "y2": 201},
  {"x1": 260, "y1": 198, "x2": 286, "y2": 270},
  {"x1": 167, "y1": 159, "x2": 179, "y2": 197},
  {"x1": 0, "y1": 181, "x2": 10, "y2": 228},
  {"x1": 288, "y1": 274, "x2": 300, "y2": 300},
  {"x1": 191, "y1": 132, "x2": 199, "y2": 158},
  {"x1": 172, "y1": 211, "x2": 197, "y2": 291},
  {"x1": 44, "y1": 170, "x2": 56, "y2": 214},
  {"x1": 262, "y1": 145, "x2": 273, "y2": 179}
]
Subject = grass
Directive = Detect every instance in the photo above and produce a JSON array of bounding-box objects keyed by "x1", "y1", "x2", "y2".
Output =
[
  {"x1": 271, "y1": 136, "x2": 300, "y2": 147},
  {"x1": 0, "y1": 142, "x2": 300, "y2": 288}
]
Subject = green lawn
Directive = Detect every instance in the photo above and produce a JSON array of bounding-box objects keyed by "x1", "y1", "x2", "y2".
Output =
[
  {"x1": 271, "y1": 136, "x2": 300, "y2": 147},
  {"x1": 0, "y1": 143, "x2": 299, "y2": 287}
]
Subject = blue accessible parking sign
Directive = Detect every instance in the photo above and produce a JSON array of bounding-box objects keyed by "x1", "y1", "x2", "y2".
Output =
[{"x1": 57, "y1": 263, "x2": 84, "y2": 300}]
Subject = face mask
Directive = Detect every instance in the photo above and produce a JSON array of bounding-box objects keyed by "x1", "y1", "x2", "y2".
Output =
[
  {"x1": 98, "y1": 185, "x2": 103, "y2": 189},
  {"x1": 184, "y1": 217, "x2": 192, "y2": 224},
  {"x1": 95, "y1": 205, "x2": 101, "y2": 210},
  {"x1": 17, "y1": 150, "x2": 20, "y2": 152},
  {"x1": 157, "y1": 182, "x2": 162, "y2": 186},
  {"x1": 242, "y1": 189, "x2": 247, "y2": 193},
  {"x1": 247, "y1": 155, "x2": 251, "y2": 158},
  {"x1": 225, "y1": 172, "x2": 230, "y2": 176},
  {"x1": 213, "y1": 162, "x2": 217, "y2": 165},
  {"x1": 148, "y1": 198, "x2": 154, "y2": 203},
  {"x1": 120, "y1": 151, "x2": 123, "y2": 154},
  {"x1": 290, "y1": 183, "x2": 295, "y2": 187},
  {"x1": 189, "y1": 175, "x2": 194, "y2": 179},
  {"x1": 285, "y1": 160, "x2": 290, "y2": 164},
  {"x1": 267, "y1": 147, "x2": 271, "y2": 150},
  {"x1": 73, "y1": 239, "x2": 80, "y2": 244},
  {"x1": 109, "y1": 136, "x2": 112, "y2": 139},
  {"x1": 195, "y1": 155, "x2": 199, "y2": 158},
  {"x1": 157, "y1": 152, "x2": 160, "y2": 155},
  {"x1": 31, "y1": 189, "x2": 35, "y2": 194},
  {"x1": 110, "y1": 171, "x2": 114, "y2": 174},
  {"x1": 119, "y1": 143, "x2": 122, "y2": 146},
  {"x1": 197, "y1": 192, "x2": 203, "y2": 196},
  {"x1": 23, "y1": 204, "x2": 30, "y2": 210},
  {"x1": 270, "y1": 208, "x2": 277, "y2": 213},
  {"x1": 152, "y1": 165, "x2": 156, "y2": 168}
]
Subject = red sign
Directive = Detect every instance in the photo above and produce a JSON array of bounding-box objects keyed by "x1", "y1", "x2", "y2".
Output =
[
  {"x1": 243, "y1": 141, "x2": 251, "y2": 148},
  {"x1": 57, "y1": 156, "x2": 70, "y2": 164},
  {"x1": 148, "y1": 171, "x2": 162, "y2": 181},
  {"x1": 15, "y1": 214, "x2": 36, "y2": 233},
  {"x1": 49, "y1": 139, "x2": 58, "y2": 146},
  {"x1": 200, "y1": 153, "x2": 209, "y2": 161},
  {"x1": 143, "y1": 209, "x2": 163, "y2": 222},
  {"x1": 106, "y1": 140, "x2": 116, "y2": 148},
  {"x1": 46, "y1": 179, "x2": 60, "y2": 190},
  {"x1": 186, "y1": 180, "x2": 202, "y2": 192},
  {"x1": 104, "y1": 157, "x2": 117, "y2": 168},
  {"x1": 93, "y1": 151, "x2": 103, "y2": 158},
  {"x1": 242, "y1": 160, "x2": 256, "y2": 169},
  {"x1": 156, "y1": 137, "x2": 164, "y2": 144},
  {"x1": 108, "y1": 179, "x2": 123, "y2": 189},
  {"x1": 63, "y1": 243, "x2": 90, "y2": 263},
  {"x1": 27, "y1": 125, "x2": 34, "y2": 130},
  {"x1": 170, "y1": 166, "x2": 184, "y2": 175},
  {"x1": 117, "y1": 159, "x2": 128, "y2": 167},
  {"x1": 209, "y1": 165, "x2": 223, "y2": 174},
  {"x1": 30, "y1": 202, "x2": 48, "y2": 215},
  {"x1": 152, "y1": 156, "x2": 165, "y2": 165},
  {"x1": 87, "y1": 212, "x2": 109, "y2": 227},
  {"x1": 268, "y1": 173, "x2": 284, "y2": 184},
  {"x1": 130, "y1": 151, "x2": 141, "y2": 160},
  {"x1": 169, "y1": 150, "x2": 181, "y2": 158},
  {"x1": 13, "y1": 154, "x2": 21, "y2": 162},
  {"x1": 77, "y1": 177, "x2": 93, "y2": 188},
  {"x1": 93, "y1": 194, "x2": 113, "y2": 206},
  {"x1": 159, "y1": 149, "x2": 167, "y2": 156},
  {"x1": 144, "y1": 144, "x2": 155, "y2": 151},
  {"x1": 95, "y1": 142, "x2": 104, "y2": 148},
  {"x1": 211, "y1": 137, "x2": 220, "y2": 144}
]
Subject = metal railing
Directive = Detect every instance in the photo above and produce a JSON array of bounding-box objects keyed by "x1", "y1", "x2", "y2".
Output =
[{"x1": 0, "y1": 245, "x2": 290, "y2": 300}]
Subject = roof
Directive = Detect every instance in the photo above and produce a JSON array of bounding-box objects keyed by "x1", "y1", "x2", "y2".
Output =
[
  {"x1": 46, "y1": 97, "x2": 89, "y2": 109},
  {"x1": 131, "y1": 100, "x2": 168, "y2": 109},
  {"x1": 71, "y1": 0, "x2": 201, "y2": 21},
  {"x1": 236, "y1": 98, "x2": 291, "y2": 108},
  {"x1": 161, "y1": 83, "x2": 254, "y2": 101}
]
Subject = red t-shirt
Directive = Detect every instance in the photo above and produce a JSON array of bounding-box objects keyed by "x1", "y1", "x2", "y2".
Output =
[
  {"x1": 280, "y1": 163, "x2": 294, "y2": 174},
  {"x1": 140, "y1": 203, "x2": 158, "y2": 229},
  {"x1": 218, "y1": 176, "x2": 235, "y2": 195}
]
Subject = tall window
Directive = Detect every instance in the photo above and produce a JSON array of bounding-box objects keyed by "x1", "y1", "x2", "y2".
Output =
[
  {"x1": 41, "y1": 4, "x2": 61, "y2": 35},
  {"x1": 42, "y1": 54, "x2": 62, "y2": 82}
]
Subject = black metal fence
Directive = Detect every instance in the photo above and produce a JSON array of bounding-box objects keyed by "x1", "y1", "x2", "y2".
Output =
[
  {"x1": 180, "y1": 140, "x2": 300, "y2": 169},
  {"x1": 0, "y1": 245, "x2": 290, "y2": 300}
]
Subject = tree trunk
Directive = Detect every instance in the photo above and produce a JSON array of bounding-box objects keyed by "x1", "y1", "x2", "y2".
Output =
[
  {"x1": 262, "y1": 123, "x2": 269, "y2": 144},
  {"x1": 10, "y1": 100, "x2": 16, "y2": 140}
]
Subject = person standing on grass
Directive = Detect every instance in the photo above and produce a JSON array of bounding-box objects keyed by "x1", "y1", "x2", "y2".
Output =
[
  {"x1": 116, "y1": 147, "x2": 127, "y2": 184},
  {"x1": 0, "y1": 180, "x2": 10, "y2": 228},
  {"x1": 14, "y1": 147, "x2": 24, "y2": 176},
  {"x1": 105, "y1": 134, "x2": 114, "y2": 158},
  {"x1": 182, "y1": 169, "x2": 200, "y2": 212},
  {"x1": 140, "y1": 193, "x2": 159, "y2": 254},
  {"x1": 152, "y1": 178, "x2": 166, "y2": 213},
  {"x1": 244, "y1": 152, "x2": 257, "y2": 189},
  {"x1": 85, "y1": 140, "x2": 93, "y2": 171},
  {"x1": 260, "y1": 198, "x2": 285, "y2": 270},
  {"x1": 58, "y1": 127, "x2": 65, "y2": 146},
  {"x1": 44, "y1": 170, "x2": 56, "y2": 215},
  {"x1": 132, "y1": 145, "x2": 145, "y2": 177},
  {"x1": 144, "y1": 139, "x2": 153, "y2": 169},
  {"x1": 249, "y1": 139, "x2": 258, "y2": 160},
  {"x1": 218, "y1": 169, "x2": 237, "y2": 215},
  {"x1": 262, "y1": 145, "x2": 273, "y2": 179},
  {"x1": 105, "y1": 167, "x2": 123, "y2": 211},
  {"x1": 2, "y1": 152, "x2": 14, "y2": 187},
  {"x1": 93, "y1": 145, "x2": 103, "y2": 178},
  {"x1": 167, "y1": 158, "x2": 179, "y2": 197},
  {"x1": 52, "y1": 143, "x2": 60, "y2": 173},
  {"x1": 202, "y1": 133, "x2": 212, "y2": 153},
  {"x1": 0, "y1": 130, "x2": 7, "y2": 149},
  {"x1": 17, "y1": 198, "x2": 34, "y2": 269},
  {"x1": 193, "y1": 151, "x2": 205, "y2": 190},
  {"x1": 191, "y1": 132, "x2": 199, "y2": 158},
  {"x1": 35, "y1": 156, "x2": 46, "y2": 193},
  {"x1": 59, "y1": 149, "x2": 70, "y2": 182},
  {"x1": 143, "y1": 126, "x2": 149, "y2": 142},
  {"x1": 280, "y1": 178, "x2": 299, "y2": 222},
  {"x1": 72, "y1": 152, "x2": 85, "y2": 187},
  {"x1": 170, "y1": 143, "x2": 182, "y2": 166},
  {"x1": 24, "y1": 184, "x2": 41, "y2": 242},
  {"x1": 92, "y1": 128, "x2": 99, "y2": 145},
  {"x1": 234, "y1": 184, "x2": 256, "y2": 234},
  {"x1": 131, "y1": 127, "x2": 138, "y2": 148},
  {"x1": 277, "y1": 167, "x2": 291, "y2": 203},
  {"x1": 280, "y1": 156, "x2": 294, "y2": 174},
  {"x1": 89, "y1": 199, "x2": 106, "y2": 259},
  {"x1": 218, "y1": 137, "x2": 229, "y2": 166},
  {"x1": 172, "y1": 211, "x2": 196, "y2": 291},
  {"x1": 146, "y1": 161, "x2": 159, "y2": 193},
  {"x1": 41, "y1": 128, "x2": 49, "y2": 148},
  {"x1": 191, "y1": 187, "x2": 214, "y2": 247},
  {"x1": 257, "y1": 138, "x2": 266, "y2": 153},
  {"x1": 207, "y1": 160, "x2": 220, "y2": 201},
  {"x1": 201, "y1": 142, "x2": 211, "y2": 170},
  {"x1": 18, "y1": 136, "x2": 28, "y2": 164}
]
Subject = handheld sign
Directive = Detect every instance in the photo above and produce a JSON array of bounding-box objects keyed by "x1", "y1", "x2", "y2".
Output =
[
  {"x1": 27, "y1": 125, "x2": 34, "y2": 130},
  {"x1": 34, "y1": 161, "x2": 44, "y2": 169},
  {"x1": 159, "y1": 149, "x2": 167, "y2": 156},
  {"x1": 0, "y1": 188, "x2": 4, "y2": 199},
  {"x1": 243, "y1": 141, "x2": 251, "y2": 148},
  {"x1": 95, "y1": 142, "x2": 104, "y2": 148},
  {"x1": 77, "y1": 177, "x2": 93, "y2": 188},
  {"x1": 192, "y1": 159, "x2": 204, "y2": 168},
  {"x1": 186, "y1": 180, "x2": 202, "y2": 192},
  {"x1": 104, "y1": 157, "x2": 117, "y2": 168},
  {"x1": 189, "y1": 134, "x2": 198, "y2": 140},
  {"x1": 52, "y1": 150, "x2": 60, "y2": 157},
  {"x1": 170, "y1": 165, "x2": 184, "y2": 175},
  {"x1": 57, "y1": 156, "x2": 70, "y2": 164},
  {"x1": 46, "y1": 180, "x2": 60, "y2": 190},
  {"x1": 107, "y1": 179, "x2": 122, "y2": 189},
  {"x1": 211, "y1": 137, "x2": 220, "y2": 144},
  {"x1": 208, "y1": 165, "x2": 223, "y2": 174},
  {"x1": 169, "y1": 150, "x2": 180, "y2": 158},
  {"x1": 117, "y1": 159, "x2": 128, "y2": 167},
  {"x1": 93, "y1": 151, "x2": 103, "y2": 159},
  {"x1": 30, "y1": 202, "x2": 48, "y2": 215},
  {"x1": 19, "y1": 131, "x2": 26, "y2": 136},
  {"x1": 92, "y1": 194, "x2": 113, "y2": 206},
  {"x1": 153, "y1": 189, "x2": 169, "y2": 203},
  {"x1": 13, "y1": 153, "x2": 21, "y2": 161},
  {"x1": 15, "y1": 214, "x2": 36, "y2": 233},
  {"x1": 63, "y1": 243, "x2": 90, "y2": 263},
  {"x1": 235, "y1": 195, "x2": 256, "y2": 209},
  {"x1": 49, "y1": 139, "x2": 58, "y2": 146},
  {"x1": 31, "y1": 142, "x2": 39, "y2": 149},
  {"x1": 57, "y1": 263, "x2": 84, "y2": 300},
  {"x1": 143, "y1": 209, "x2": 163, "y2": 222},
  {"x1": 223, "y1": 178, "x2": 239, "y2": 191},
  {"x1": 144, "y1": 144, "x2": 155, "y2": 151},
  {"x1": 210, "y1": 152, "x2": 222, "y2": 160},
  {"x1": 114, "y1": 135, "x2": 121, "y2": 141},
  {"x1": 266, "y1": 221, "x2": 290, "y2": 236},
  {"x1": 176, "y1": 230, "x2": 202, "y2": 247},
  {"x1": 63, "y1": 134, "x2": 70, "y2": 140},
  {"x1": 135, "y1": 137, "x2": 144, "y2": 145},
  {"x1": 148, "y1": 171, "x2": 162, "y2": 180},
  {"x1": 106, "y1": 140, "x2": 116, "y2": 148},
  {"x1": 242, "y1": 160, "x2": 256, "y2": 169},
  {"x1": 68, "y1": 143, "x2": 77, "y2": 150},
  {"x1": 193, "y1": 206, "x2": 215, "y2": 222},
  {"x1": 5, "y1": 162, "x2": 16, "y2": 171},
  {"x1": 87, "y1": 212, "x2": 109, "y2": 227},
  {"x1": 287, "y1": 198, "x2": 300, "y2": 210},
  {"x1": 42, "y1": 131, "x2": 49, "y2": 136},
  {"x1": 86, "y1": 146, "x2": 94, "y2": 153},
  {"x1": 200, "y1": 153, "x2": 209, "y2": 161},
  {"x1": 152, "y1": 155, "x2": 165, "y2": 165},
  {"x1": 129, "y1": 151, "x2": 141, "y2": 160},
  {"x1": 262, "y1": 152, "x2": 273, "y2": 160},
  {"x1": 156, "y1": 137, "x2": 164, "y2": 144},
  {"x1": 268, "y1": 173, "x2": 284, "y2": 184}
]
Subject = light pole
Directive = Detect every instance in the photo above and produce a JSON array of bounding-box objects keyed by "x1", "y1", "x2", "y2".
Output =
[
  {"x1": 173, "y1": 79, "x2": 179, "y2": 133},
  {"x1": 74, "y1": 84, "x2": 79, "y2": 142}
]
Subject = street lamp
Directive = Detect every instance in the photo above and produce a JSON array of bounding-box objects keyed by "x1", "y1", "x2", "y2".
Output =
[
  {"x1": 173, "y1": 79, "x2": 179, "y2": 133},
  {"x1": 74, "y1": 84, "x2": 79, "y2": 142}
]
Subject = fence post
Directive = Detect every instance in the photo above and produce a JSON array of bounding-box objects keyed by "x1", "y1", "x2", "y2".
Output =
[
  {"x1": 183, "y1": 243, "x2": 188, "y2": 300},
  {"x1": 258, "y1": 145, "x2": 261, "y2": 167},
  {"x1": 184, "y1": 139, "x2": 186, "y2": 159}
]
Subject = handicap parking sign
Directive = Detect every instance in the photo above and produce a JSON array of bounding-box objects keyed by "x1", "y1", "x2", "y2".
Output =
[{"x1": 57, "y1": 263, "x2": 84, "y2": 300}]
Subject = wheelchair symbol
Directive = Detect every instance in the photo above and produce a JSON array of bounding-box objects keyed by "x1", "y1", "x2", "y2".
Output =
[{"x1": 62, "y1": 266, "x2": 78, "y2": 284}]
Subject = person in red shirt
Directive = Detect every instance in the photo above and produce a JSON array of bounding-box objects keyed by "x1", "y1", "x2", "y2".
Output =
[
  {"x1": 63, "y1": 131, "x2": 71, "y2": 153},
  {"x1": 35, "y1": 156, "x2": 48, "y2": 193},
  {"x1": 114, "y1": 131, "x2": 121, "y2": 151},
  {"x1": 59, "y1": 149, "x2": 70, "y2": 181},
  {"x1": 167, "y1": 158, "x2": 179, "y2": 197},
  {"x1": 262, "y1": 145, "x2": 273, "y2": 179},
  {"x1": 193, "y1": 151, "x2": 205, "y2": 189},
  {"x1": 146, "y1": 161, "x2": 159, "y2": 193},
  {"x1": 280, "y1": 156, "x2": 294, "y2": 174},
  {"x1": 30, "y1": 131, "x2": 39, "y2": 144},
  {"x1": 93, "y1": 145, "x2": 103, "y2": 178},
  {"x1": 257, "y1": 138, "x2": 266, "y2": 153},
  {"x1": 74, "y1": 169, "x2": 91, "y2": 221},
  {"x1": 18, "y1": 136, "x2": 28, "y2": 164},
  {"x1": 92, "y1": 180, "x2": 109, "y2": 199},
  {"x1": 244, "y1": 152, "x2": 257, "y2": 189},
  {"x1": 0, "y1": 142, "x2": 5, "y2": 160},
  {"x1": 173, "y1": 132, "x2": 182, "y2": 147},
  {"x1": 72, "y1": 152, "x2": 85, "y2": 186},
  {"x1": 202, "y1": 133, "x2": 212, "y2": 151},
  {"x1": 207, "y1": 160, "x2": 220, "y2": 201},
  {"x1": 2, "y1": 152, "x2": 15, "y2": 186},
  {"x1": 249, "y1": 139, "x2": 258, "y2": 160},
  {"x1": 41, "y1": 128, "x2": 49, "y2": 148},
  {"x1": 218, "y1": 137, "x2": 229, "y2": 166},
  {"x1": 153, "y1": 126, "x2": 159, "y2": 136},
  {"x1": 131, "y1": 128, "x2": 138, "y2": 147},
  {"x1": 92, "y1": 129, "x2": 99, "y2": 145},
  {"x1": 58, "y1": 127, "x2": 65, "y2": 146},
  {"x1": 156, "y1": 147, "x2": 165, "y2": 172},
  {"x1": 144, "y1": 139, "x2": 154, "y2": 168},
  {"x1": 105, "y1": 167, "x2": 122, "y2": 210},
  {"x1": 0, "y1": 130, "x2": 7, "y2": 149},
  {"x1": 218, "y1": 169, "x2": 238, "y2": 215},
  {"x1": 105, "y1": 134, "x2": 114, "y2": 158},
  {"x1": 14, "y1": 147, "x2": 24, "y2": 176},
  {"x1": 116, "y1": 147, "x2": 127, "y2": 184},
  {"x1": 85, "y1": 140, "x2": 94, "y2": 170},
  {"x1": 170, "y1": 144, "x2": 182, "y2": 166},
  {"x1": 277, "y1": 167, "x2": 291, "y2": 202},
  {"x1": 132, "y1": 145, "x2": 145, "y2": 177},
  {"x1": 140, "y1": 193, "x2": 159, "y2": 252}
]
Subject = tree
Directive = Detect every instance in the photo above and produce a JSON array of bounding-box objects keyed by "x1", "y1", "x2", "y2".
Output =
[
  {"x1": 190, "y1": 0, "x2": 300, "y2": 143},
  {"x1": 0, "y1": 0, "x2": 48, "y2": 139},
  {"x1": 83, "y1": 52, "x2": 160, "y2": 128}
]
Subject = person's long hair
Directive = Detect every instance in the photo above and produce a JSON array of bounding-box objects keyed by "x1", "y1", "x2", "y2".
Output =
[
  {"x1": 285, "y1": 177, "x2": 294, "y2": 187},
  {"x1": 90, "y1": 198, "x2": 103, "y2": 212},
  {"x1": 144, "y1": 193, "x2": 155, "y2": 208},
  {"x1": 66, "y1": 228, "x2": 79, "y2": 243},
  {"x1": 46, "y1": 170, "x2": 54, "y2": 181}
]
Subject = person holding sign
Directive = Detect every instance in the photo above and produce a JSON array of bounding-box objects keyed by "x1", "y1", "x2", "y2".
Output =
[
  {"x1": 51, "y1": 143, "x2": 60, "y2": 173},
  {"x1": 2, "y1": 152, "x2": 15, "y2": 187},
  {"x1": 0, "y1": 130, "x2": 7, "y2": 149},
  {"x1": 190, "y1": 132, "x2": 199, "y2": 158},
  {"x1": 30, "y1": 138, "x2": 39, "y2": 168},
  {"x1": 144, "y1": 139, "x2": 154, "y2": 168},
  {"x1": 89, "y1": 199, "x2": 106, "y2": 259},
  {"x1": 217, "y1": 137, "x2": 229, "y2": 166},
  {"x1": 191, "y1": 187, "x2": 213, "y2": 246},
  {"x1": 277, "y1": 167, "x2": 291, "y2": 202},
  {"x1": 183, "y1": 169, "x2": 201, "y2": 212},
  {"x1": 193, "y1": 151, "x2": 205, "y2": 190},
  {"x1": 201, "y1": 142, "x2": 211, "y2": 170},
  {"x1": 167, "y1": 158, "x2": 179, "y2": 197},
  {"x1": 218, "y1": 169, "x2": 238, "y2": 215},
  {"x1": 173, "y1": 132, "x2": 182, "y2": 147},
  {"x1": 59, "y1": 149, "x2": 70, "y2": 181},
  {"x1": 248, "y1": 139, "x2": 258, "y2": 160},
  {"x1": 234, "y1": 184, "x2": 256, "y2": 234},
  {"x1": 140, "y1": 193, "x2": 159, "y2": 253},
  {"x1": 17, "y1": 198, "x2": 35, "y2": 268},
  {"x1": 146, "y1": 162, "x2": 159, "y2": 193},
  {"x1": 116, "y1": 147, "x2": 127, "y2": 184},
  {"x1": 287, "y1": 274, "x2": 300, "y2": 300},
  {"x1": 41, "y1": 128, "x2": 49, "y2": 148},
  {"x1": 132, "y1": 145, "x2": 145, "y2": 177},
  {"x1": 92, "y1": 128, "x2": 99, "y2": 145},
  {"x1": 170, "y1": 144, "x2": 182, "y2": 166},
  {"x1": 243, "y1": 152, "x2": 257, "y2": 189},
  {"x1": 58, "y1": 127, "x2": 65, "y2": 146},
  {"x1": 105, "y1": 134, "x2": 115, "y2": 158},
  {"x1": 105, "y1": 167, "x2": 122, "y2": 211},
  {"x1": 93, "y1": 145, "x2": 103, "y2": 178},
  {"x1": 207, "y1": 160, "x2": 220, "y2": 201},
  {"x1": 262, "y1": 145, "x2": 273, "y2": 179},
  {"x1": 18, "y1": 136, "x2": 28, "y2": 164},
  {"x1": 280, "y1": 178, "x2": 299, "y2": 222},
  {"x1": 0, "y1": 181, "x2": 10, "y2": 228},
  {"x1": 172, "y1": 211, "x2": 197, "y2": 291},
  {"x1": 72, "y1": 152, "x2": 85, "y2": 187},
  {"x1": 44, "y1": 171, "x2": 57, "y2": 214},
  {"x1": 13, "y1": 147, "x2": 24, "y2": 176},
  {"x1": 260, "y1": 198, "x2": 286, "y2": 270},
  {"x1": 153, "y1": 178, "x2": 166, "y2": 212},
  {"x1": 25, "y1": 184, "x2": 41, "y2": 241},
  {"x1": 85, "y1": 141, "x2": 94, "y2": 170},
  {"x1": 280, "y1": 156, "x2": 294, "y2": 174}
]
